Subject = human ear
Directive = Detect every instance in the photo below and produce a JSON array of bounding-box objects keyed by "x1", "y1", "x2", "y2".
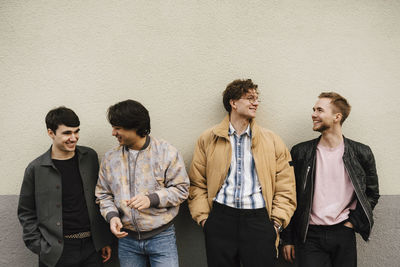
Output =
[
  {"x1": 335, "y1": 113, "x2": 342, "y2": 123},
  {"x1": 47, "y1": 129, "x2": 55, "y2": 139},
  {"x1": 230, "y1": 99, "x2": 236, "y2": 110}
]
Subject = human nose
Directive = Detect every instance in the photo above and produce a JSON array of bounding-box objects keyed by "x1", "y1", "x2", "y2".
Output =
[
  {"x1": 112, "y1": 128, "x2": 117, "y2": 136},
  {"x1": 311, "y1": 111, "x2": 317, "y2": 119},
  {"x1": 70, "y1": 133, "x2": 78, "y2": 141}
]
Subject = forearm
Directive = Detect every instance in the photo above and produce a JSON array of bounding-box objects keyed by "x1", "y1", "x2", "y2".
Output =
[
  {"x1": 271, "y1": 155, "x2": 296, "y2": 227},
  {"x1": 18, "y1": 197, "x2": 41, "y2": 254},
  {"x1": 188, "y1": 186, "x2": 210, "y2": 224},
  {"x1": 188, "y1": 138, "x2": 210, "y2": 224},
  {"x1": 155, "y1": 152, "x2": 190, "y2": 208},
  {"x1": 364, "y1": 147, "x2": 380, "y2": 209},
  {"x1": 95, "y1": 183, "x2": 119, "y2": 222},
  {"x1": 152, "y1": 182, "x2": 189, "y2": 208},
  {"x1": 18, "y1": 167, "x2": 42, "y2": 254},
  {"x1": 271, "y1": 173, "x2": 297, "y2": 227}
]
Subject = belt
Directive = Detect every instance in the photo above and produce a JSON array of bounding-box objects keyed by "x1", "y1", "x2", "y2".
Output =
[
  {"x1": 64, "y1": 231, "x2": 91, "y2": 239},
  {"x1": 213, "y1": 201, "x2": 268, "y2": 217}
]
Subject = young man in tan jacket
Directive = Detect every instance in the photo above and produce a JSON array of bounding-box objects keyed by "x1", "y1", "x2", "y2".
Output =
[{"x1": 188, "y1": 79, "x2": 296, "y2": 267}]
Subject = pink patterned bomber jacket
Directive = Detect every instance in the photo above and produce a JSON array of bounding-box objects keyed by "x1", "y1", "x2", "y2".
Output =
[{"x1": 95, "y1": 136, "x2": 189, "y2": 233}]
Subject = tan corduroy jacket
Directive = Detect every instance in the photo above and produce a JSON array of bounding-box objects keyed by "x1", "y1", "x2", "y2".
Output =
[{"x1": 188, "y1": 116, "x2": 296, "y2": 238}]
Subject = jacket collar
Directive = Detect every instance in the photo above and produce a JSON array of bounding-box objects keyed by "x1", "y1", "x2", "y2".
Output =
[
  {"x1": 122, "y1": 135, "x2": 151, "y2": 154},
  {"x1": 313, "y1": 135, "x2": 350, "y2": 155},
  {"x1": 342, "y1": 135, "x2": 353, "y2": 157},
  {"x1": 40, "y1": 145, "x2": 87, "y2": 166},
  {"x1": 228, "y1": 123, "x2": 251, "y2": 137},
  {"x1": 213, "y1": 115, "x2": 261, "y2": 147}
]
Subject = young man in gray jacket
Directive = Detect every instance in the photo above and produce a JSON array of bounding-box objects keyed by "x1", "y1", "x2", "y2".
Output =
[
  {"x1": 18, "y1": 107, "x2": 113, "y2": 267},
  {"x1": 96, "y1": 99, "x2": 189, "y2": 267}
]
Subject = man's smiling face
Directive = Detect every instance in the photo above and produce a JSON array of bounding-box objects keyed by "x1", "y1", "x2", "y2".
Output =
[
  {"x1": 312, "y1": 97, "x2": 338, "y2": 132},
  {"x1": 231, "y1": 89, "x2": 260, "y2": 120},
  {"x1": 48, "y1": 124, "x2": 80, "y2": 154}
]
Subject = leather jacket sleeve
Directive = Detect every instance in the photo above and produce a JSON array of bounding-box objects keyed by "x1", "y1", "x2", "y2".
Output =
[
  {"x1": 348, "y1": 145, "x2": 380, "y2": 238},
  {"x1": 360, "y1": 146, "x2": 380, "y2": 210}
]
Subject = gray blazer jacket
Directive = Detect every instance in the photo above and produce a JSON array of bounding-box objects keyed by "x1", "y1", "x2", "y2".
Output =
[{"x1": 18, "y1": 146, "x2": 113, "y2": 267}]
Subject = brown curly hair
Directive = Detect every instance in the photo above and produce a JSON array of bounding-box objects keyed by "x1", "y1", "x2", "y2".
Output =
[{"x1": 223, "y1": 79, "x2": 259, "y2": 113}]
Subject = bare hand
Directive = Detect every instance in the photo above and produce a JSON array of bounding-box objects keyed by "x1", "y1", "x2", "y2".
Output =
[
  {"x1": 283, "y1": 245, "x2": 296, "y2": 263},
  {"x1": 101, "y1": 245, "x2": 112, "y2": 262},
  {"x1": 110, "y1": 217, "x2": 128, "y2": 239},
  {"x1": 126, "y1": 194, "x2": 150, "y2": 210},
  {"x1": 343, "y1": 221, "x2": 354, "y2": 229}
]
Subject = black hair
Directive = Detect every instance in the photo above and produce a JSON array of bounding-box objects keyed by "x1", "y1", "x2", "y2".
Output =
[
  {"x1": 107, "y1": 99, "x2": 151, "y2": 137},
  {"x1": 45, "y1": 106, "x2": 80, "y2": 133}
]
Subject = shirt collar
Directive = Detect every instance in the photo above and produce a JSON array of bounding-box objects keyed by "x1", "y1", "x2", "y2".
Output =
[{"x1": 228, "y1": 123, "x2": 251, "y2": 137}]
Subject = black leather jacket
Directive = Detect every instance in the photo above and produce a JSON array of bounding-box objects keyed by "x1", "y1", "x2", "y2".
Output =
[{"x1": 281, "y1": 136, "x2": 379, "y2": 244}]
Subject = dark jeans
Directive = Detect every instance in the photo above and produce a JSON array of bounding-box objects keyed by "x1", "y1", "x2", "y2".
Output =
[
  {"x1": 39, "y1": 237, "x2": 103, "y2": 267},
  {"x1": 297, "y1": 223, "x2": 357, "y2": 267},
  {"x1": 204, "y1": 202, "x2": 277, "y2": 267}
]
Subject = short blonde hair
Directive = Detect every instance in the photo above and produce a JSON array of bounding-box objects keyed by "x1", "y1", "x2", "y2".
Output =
[{"x1": 319, "y1": 92, "x2": 351, "y2": 125}]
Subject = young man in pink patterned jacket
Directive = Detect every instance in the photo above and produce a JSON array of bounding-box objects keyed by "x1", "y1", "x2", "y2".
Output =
[{"x1": 95, "y1": 99, "x2": 189, "y2": 267}]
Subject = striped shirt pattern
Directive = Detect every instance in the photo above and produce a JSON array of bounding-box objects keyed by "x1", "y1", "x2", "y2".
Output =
[{"x1": 214, "y1": 123, "x2": 265, "y2": 209}]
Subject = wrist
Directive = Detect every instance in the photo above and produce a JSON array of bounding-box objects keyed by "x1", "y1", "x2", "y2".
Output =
[
  {"x1": 273, "y1": 221, "x2": 283, "y2": 233},
  {"x1": 110, "y1": 216, "x2": 120, "y2": 224},
  {"x1": 106, "y1": 211, "x2": 119, "y2": 223}
]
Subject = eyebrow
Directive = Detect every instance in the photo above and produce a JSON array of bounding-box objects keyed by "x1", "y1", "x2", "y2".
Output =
[
  {"x1": 245, "y1": 93, "x2": 259, "y2": 98},
  {"x1": 61, "y1": 128, "x2": 80, "y2": 134}
]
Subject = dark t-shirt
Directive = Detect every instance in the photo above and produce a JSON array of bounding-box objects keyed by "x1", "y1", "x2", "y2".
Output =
[{"x1": 53, "y1": 153, "x2": 90, "y2": 235}]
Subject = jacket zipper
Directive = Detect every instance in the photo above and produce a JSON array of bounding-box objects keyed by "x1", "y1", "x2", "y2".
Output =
[
  {"x1": 303, "y1": 166, "x2": 310, "y2": 190},
  {"x1": 128, "y1": 149, "x2": 142, "y2": 240},
  {"x1": 303, "y1": 158, "x2": 315, "y2": 243},
  {"x1": 344, "y1": 161, "x2": 372, "y2": 239}
]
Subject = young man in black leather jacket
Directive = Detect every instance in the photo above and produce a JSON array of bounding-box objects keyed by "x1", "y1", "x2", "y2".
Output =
[{"x1": 281, "y1": 92, "x2": 379, "y2": 267}]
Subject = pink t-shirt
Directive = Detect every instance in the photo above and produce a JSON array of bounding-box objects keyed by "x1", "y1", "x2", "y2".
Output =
[{"x1": 309, "y1": 141, "x2": 357, "y2": 225}]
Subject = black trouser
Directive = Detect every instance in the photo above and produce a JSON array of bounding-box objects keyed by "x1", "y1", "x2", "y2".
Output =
[
  {"x1": 39, "y1": 237, "x2": 103, "y2": 267},
  {"x1": 297, "y1": 223, "x2": 357, "y2": 267},
  {"x1": 204, "y1": 202, "x2": 277, "y2": 267}
]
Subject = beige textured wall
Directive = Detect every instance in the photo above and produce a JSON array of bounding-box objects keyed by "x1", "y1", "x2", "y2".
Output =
[{"x1": 1, "y1": 1, "x2": 399, "y2": 195}]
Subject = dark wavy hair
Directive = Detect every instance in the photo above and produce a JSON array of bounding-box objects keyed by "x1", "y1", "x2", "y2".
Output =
[
  {"x1": 45, "y1": 106, "x2": 80, "y2": 133},
  {"x1": 222, "y1": 79, "x2": 259, "y2": 113},
  {"x1": 107, "y1": 99, "x2": 151, "y2": 137}
]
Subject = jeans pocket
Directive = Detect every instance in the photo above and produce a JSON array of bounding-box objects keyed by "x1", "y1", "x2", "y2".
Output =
[{"x1": 342, "y1": 225, "x2": 355, "y2": 233}]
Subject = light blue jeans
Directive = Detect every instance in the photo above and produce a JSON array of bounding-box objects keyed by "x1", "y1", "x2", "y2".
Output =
[{"x1": 118, "y1": 225, "x2": 179, "y2": 267}]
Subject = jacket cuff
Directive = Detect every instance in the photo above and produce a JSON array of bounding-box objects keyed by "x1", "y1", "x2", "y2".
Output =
[
  {"x1": 27, "y1": 238, "x2": 41, "y2": 255},
  {"x1": 148, "y1": 193, "x2": 160, "y2": 207},
  {"x1": 348, "y1": 201, "x2": 370, "y2": 235},
  {"x1": 280, "y1": 230, "x2": 294, "y2": 245},
  {"x1": 106, "y1": 211, "x2": 119, "y2": 223}
]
